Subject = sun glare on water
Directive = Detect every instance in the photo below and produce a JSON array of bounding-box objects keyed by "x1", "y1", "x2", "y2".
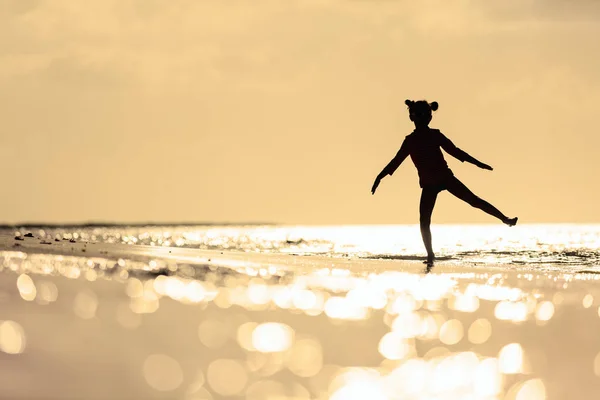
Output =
[{"x1": 1, "y1": 224, "x2": 599, "y2": 398}]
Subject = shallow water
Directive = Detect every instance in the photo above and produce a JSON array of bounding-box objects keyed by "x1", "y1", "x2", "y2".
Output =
[
  {"x1": 2, "y1": 224, "x2": 600, "y2": 399},
  {"x1": 5, "y1": 224, "x2": 600, "y2": 270}
]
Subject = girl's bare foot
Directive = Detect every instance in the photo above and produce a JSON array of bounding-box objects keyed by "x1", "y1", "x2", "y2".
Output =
[{"x1": 503, "y1": 217, "x2": 518, "y2": 227}]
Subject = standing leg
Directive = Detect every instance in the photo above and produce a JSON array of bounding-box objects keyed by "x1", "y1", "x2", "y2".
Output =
[
  {"x1": 446, "y1": 177, "x2": 517, "y2": 226},
  {"x1": 419, "y1": 187, "x2": 440, "y2": 263}
]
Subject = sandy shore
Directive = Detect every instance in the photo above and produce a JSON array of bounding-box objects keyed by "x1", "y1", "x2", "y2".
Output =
[{"x1": 1, "y1": 233, "x2": 600, "y2": 399}]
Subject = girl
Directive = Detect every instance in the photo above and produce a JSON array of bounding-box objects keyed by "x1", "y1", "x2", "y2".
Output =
[{"x1": 371, "y1": 99, "x2": 517, "y2": 264}]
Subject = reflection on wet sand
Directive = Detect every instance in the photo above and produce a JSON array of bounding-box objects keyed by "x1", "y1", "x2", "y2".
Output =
[{"x1": 2, "y1": 236, "x2": 600, "y2": 399}]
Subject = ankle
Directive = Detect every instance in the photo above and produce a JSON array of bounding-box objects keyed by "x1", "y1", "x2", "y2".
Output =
[{"x1": 503, "y1": 217, "x2": 518, "y2": 226}]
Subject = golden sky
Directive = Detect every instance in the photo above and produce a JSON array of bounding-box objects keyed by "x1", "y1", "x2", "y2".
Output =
[{"x1": 1, "y1": 0, "x2": 599, "y2": 224}]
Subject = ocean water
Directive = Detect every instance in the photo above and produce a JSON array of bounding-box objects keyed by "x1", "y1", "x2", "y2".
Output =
[
  {"x1": 5, "y1": 224, "x2": 600, "y2": 270},
  {"x1": 2, "y1": 224, "x2": 600, "y2": 399}
]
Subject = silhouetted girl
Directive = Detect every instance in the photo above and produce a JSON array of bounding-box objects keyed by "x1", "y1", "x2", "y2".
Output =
[{"x1": 371, "y1": 99, "x2": 517, "y2": 264}]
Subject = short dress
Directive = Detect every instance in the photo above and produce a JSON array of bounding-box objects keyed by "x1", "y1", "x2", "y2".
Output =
[{"x1": 382, "y1": 128, "x2": 471, "y2": 189}]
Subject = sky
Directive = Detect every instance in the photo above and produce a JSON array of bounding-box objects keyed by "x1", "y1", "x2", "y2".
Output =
[{"x1": 1, "y1": 0, "x2": 600, "y2": 225}]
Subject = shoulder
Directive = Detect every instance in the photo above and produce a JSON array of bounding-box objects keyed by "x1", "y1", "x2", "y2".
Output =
[
  {"x1": 430, "y1": 128, "x2": 449, "y2": 141},
  {"x1": 402, "y1": 132, "x2": 415, "y2": 147},
  {"x1": 405, "y1": 130, "x2": 417, "y2": 140}
]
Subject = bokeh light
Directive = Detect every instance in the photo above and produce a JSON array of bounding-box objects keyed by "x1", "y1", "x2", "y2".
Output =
[
  {"x1": 439, "y1": 319, "x2": 464, "y2": 345},
  {"x1": 286, "y1": 337, "x2": 323, "y2": 377},
  {"x1": 36, "y1": 281, "x2": 58, "y2": 305},
  {"x1": 468, "y1": 318, "x2": 492, "y2": 344},
  {"x1": 473, "y1": 358, "x2": 503, "y2": 396},
  {"x1": 330, "y1": 369, "x2": 386, "y2": 400},
  {"x1": 593, "y1": 352, "x2": 600, "y2": 377},
  {"x1": 0, "y1": 320, "x2": 26, "y2": 354},
  {"x1": 499, "y1": 343, "x2": 524, "y2": 374},
  {"x1": 207, "y1": 359, "x2": 248, "y2": 396},
  {"x1": 536, "y1": 301, "x2": 555, "y2": 322},
  {"x1": 515, "y1": 379, "x2": 547, "y2": 400},
  {"x1": 252, "y1": 322, "x2": 294, "y2": 353},
  {"x1": 17, "y1": 273, "x2": 36, "y2": 301},
  {"x1": 73, "y1": 290, "x2": 98, "y2": 319},
  {"x1": 583, "y1": 294, "x2": 594, "y2": 309},
  {"x1": 378, "y1": 332, "x2": 413, "y2": 360},
  {"x1": 143, "y1": 354, "x2": 184, "y2": 392}
]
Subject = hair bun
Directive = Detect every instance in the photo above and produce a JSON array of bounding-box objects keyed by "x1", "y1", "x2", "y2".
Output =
[
  {"x1": 405, "y1": 99, "x2": 413, "y2": 106},
  {"x1": 429, "y1": 101, "x2": 438, "y2": 111}
]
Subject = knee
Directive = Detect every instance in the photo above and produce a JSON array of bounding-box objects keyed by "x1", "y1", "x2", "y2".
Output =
[
  {"x1": 468, "y1": 196, "x2": 484, "y2": 208},
  {"x1": 420, "y1": 214, "x2": 431, "y2": 226}
]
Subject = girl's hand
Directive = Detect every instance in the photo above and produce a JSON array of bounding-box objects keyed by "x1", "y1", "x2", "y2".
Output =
[
  {"x1": 478, "y1": 162, "x2": 493, "y2": 171},
  {"x1": 371, "y1": 176, "x2": 382, "y2": 194}
]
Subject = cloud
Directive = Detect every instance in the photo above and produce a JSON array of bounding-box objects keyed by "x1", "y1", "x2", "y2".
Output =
[
  {"x1": 2, "y1": 0, "x2": 599, "y2": 93},
  {"x1": 483, "y1": 0, "x2": 600, "y2": 23},
  {"x1": 478, "y1": 65, "x2": 600, "y2": 114},
  {"x1": 2, "y1": 0, "x2": 599, "y2": 97},
  {"x1": 1, "y1": 1, "x2": 261, "y2": 79}
]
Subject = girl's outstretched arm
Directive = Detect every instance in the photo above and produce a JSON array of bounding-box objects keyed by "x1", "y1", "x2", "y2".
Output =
[
  {"x1": 439, "y1": 132, "x2": 493, "y2": 170},
  {"x1": 372, "y1": 138, "x2": 410, "y2": 194}
]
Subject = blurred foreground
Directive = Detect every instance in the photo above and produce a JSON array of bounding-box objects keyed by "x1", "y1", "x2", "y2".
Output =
[{"x1": 1, "y1": 232, "x2": 600, "y2": 399}]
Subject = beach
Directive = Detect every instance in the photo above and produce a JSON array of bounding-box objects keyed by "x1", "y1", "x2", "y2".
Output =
[
  {"x1": 1, "y1": 225, "x2": 600, "y2": 399},
  {"x1": 3, "y1": 1, "x2": 600, "y2": 399}
]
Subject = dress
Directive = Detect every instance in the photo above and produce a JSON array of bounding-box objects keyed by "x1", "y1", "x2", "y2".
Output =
[{"x1": 382, "y1": 127, "x2": 471, "y2": 188}]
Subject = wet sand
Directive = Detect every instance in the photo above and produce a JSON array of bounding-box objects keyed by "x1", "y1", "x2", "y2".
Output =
[{"x1": 1, "y1": 233, "x2": 600, "y2": 399}]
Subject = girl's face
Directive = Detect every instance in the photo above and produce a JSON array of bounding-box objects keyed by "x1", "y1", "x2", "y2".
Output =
[{"x1": 409, "y1": 106, "x2": 432, "y2": 126}]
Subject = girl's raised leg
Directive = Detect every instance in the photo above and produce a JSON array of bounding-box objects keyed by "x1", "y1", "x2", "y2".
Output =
[{"x1": 446, "y1": 177, "x2": 517, "y2": 226}]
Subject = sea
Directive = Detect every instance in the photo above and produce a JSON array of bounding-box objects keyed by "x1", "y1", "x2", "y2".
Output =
[
  {"x1": 4, "y1": 224, "x2": 600, "y2": 271},
  {"x1": 2, "y1": 224, "x2": 600, "y2": 399}
]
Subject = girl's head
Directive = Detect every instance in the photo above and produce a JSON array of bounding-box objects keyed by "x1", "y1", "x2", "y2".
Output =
[{"x1": 405, "y1": 99, "x2": 438, "y2": 127}]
